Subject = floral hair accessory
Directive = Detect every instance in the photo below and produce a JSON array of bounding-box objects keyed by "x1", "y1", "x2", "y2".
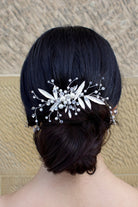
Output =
[{"x1": 31, "y1": 77, "x2": 117, "y2": 131}]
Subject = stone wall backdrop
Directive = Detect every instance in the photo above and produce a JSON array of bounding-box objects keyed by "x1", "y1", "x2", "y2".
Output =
[{"x1": 0, "y1": 0, "x2": 138, "y2": 195}]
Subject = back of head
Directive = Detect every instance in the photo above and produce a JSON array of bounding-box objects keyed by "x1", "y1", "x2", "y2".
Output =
[{"x1": 20, "y1": 26, "x2": 121, "y2": 175}]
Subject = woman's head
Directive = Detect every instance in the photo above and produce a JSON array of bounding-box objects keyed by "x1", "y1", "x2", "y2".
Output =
[{"x1": 20, "y1": 26, "x2": 121, "y2": 175}]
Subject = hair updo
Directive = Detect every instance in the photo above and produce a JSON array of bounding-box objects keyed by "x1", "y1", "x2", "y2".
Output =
[{"x1": 20, "y1": 26, "x2": 121, "y2": 175}]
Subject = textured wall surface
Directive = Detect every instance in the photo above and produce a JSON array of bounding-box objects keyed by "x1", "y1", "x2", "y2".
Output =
[
  {"x1": 0, "y1": 0, "x2": 137, "y2": 77},
  {"x1": 0, "y1": 0, "x2": 138, "y2": 195}
]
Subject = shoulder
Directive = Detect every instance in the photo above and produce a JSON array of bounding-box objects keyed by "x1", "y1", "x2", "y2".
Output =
[
  {"x1": 0, "y1": 195, "x2": 7, "y2": 207},
  {"x1": 0, "y1": 180, "x2": 138, "y2": 207},
  {"x1": 0, "y1": 192, "x2": 16, "y2": 207},
  {"x1": 111, "y1": 176, "x2": 138, "y2": 207},
  {"x1": 122, "y1": 186, "x2": 138, "y2": 207},
  {"x1": 125, "y1": 185, "x2": 138, "y2": 204}
]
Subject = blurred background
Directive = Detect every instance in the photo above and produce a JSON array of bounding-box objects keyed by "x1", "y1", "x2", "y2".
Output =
[{"x1": 0, "y1": 0, "x2": 137, "y2": 195}]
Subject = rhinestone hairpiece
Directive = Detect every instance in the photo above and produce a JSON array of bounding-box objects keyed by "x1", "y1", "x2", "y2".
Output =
[{"x1": 31, "y1": 77, "x2": 117, "y2": 131}]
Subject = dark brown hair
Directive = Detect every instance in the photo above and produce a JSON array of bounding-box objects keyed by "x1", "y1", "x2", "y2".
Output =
[
  {"x1": 33, "y1": 103, "x2": 111, "y2": 175},
  {"x1": 20, "y1": 26, "x2": 121, "y2": 175}
]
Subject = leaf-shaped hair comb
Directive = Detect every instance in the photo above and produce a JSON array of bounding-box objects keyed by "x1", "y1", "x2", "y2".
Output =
[{"x1": 31, "y1": 76, "x2": 116, "y2": 131}]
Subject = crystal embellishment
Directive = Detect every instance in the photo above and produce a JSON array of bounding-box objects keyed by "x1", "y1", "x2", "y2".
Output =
[{"x1": 31, "y1": 76, "x2": 116, "y2": 128}]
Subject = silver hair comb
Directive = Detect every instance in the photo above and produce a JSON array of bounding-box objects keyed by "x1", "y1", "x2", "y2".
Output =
[{"x1": 31, "y1": 77, "x2": 117, "y2": 131}]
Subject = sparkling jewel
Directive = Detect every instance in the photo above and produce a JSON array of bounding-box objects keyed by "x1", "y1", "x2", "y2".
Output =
[
  {"x1": 59, "y1": 120, "x2": 63, "y2": 123},
  {"x1": 70, "y1": 87, "x2": 74, "y2": 92},
  {"x1": 60, "y1": 96, "x2": 65, "y2": 101},
  {"x1": 32, "y1": 114, "x2": 35, "y2": 118},
  {"x1": 30, "y1": 76, "x2": 116, "y2": 125},
  {"x1": 70, "y1": 93, "x2": 75, "y2": 98},
  {"x1": 114, "y1": 109, "x2": 118, "y2": 114},
  {"x1": 63, "y1": 100, "x2": 67, "y2": 104},
  {"x1": 59, "y1": 92, "x2": 64, "y2": 96},
  {"x1": 58, "y1": 104, "x2": 64, "y2": 109},
  {"x1": 72, "y1": 100, "x2": 76, "y2": 104}
]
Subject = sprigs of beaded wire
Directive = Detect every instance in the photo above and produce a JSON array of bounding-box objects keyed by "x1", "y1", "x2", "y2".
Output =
[{"x1": 30, "y1": 77, "x2": 116, "y2": 131}]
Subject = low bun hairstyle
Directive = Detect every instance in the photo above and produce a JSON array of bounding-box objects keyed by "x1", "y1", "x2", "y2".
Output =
[
  {"x1": 20, "y1": 26, "x2": 121, "y2": 175},
  {"x1": 34, "y1": 103, "x2": 111, "y2": 175}
]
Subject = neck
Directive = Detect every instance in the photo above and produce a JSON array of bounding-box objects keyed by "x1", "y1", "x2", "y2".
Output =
[
  {"x1": 11, "y1": 153, "x2": 114, "y2": 205},
  {"x1": 31, "y1": 153, "x2": 111, "y2": 188}
]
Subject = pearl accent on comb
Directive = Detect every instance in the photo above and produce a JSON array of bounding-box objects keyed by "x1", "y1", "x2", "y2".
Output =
[{"x1": 31, "y1": 77, "x2": 116, "y2": 131}]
